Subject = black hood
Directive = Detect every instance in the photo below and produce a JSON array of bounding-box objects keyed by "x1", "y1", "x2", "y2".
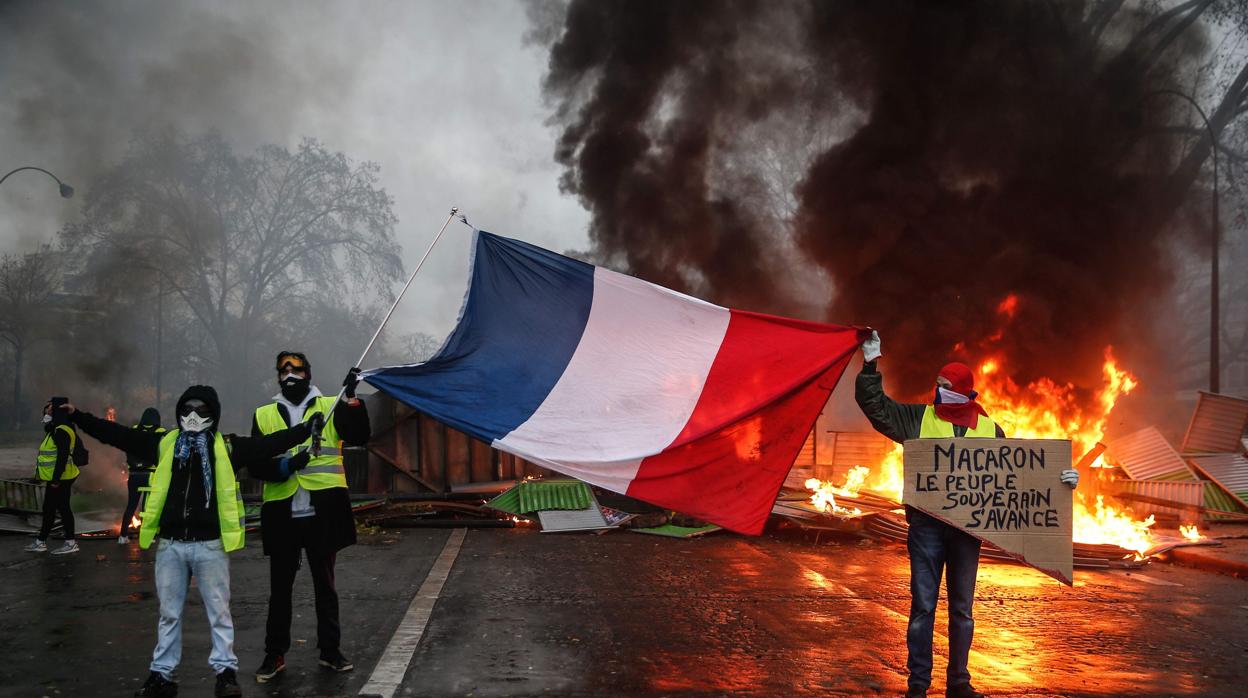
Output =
[
  {"x1": 175, "y1": 385, "x2": 221, "y2": 431},
  {"x1": 138, "y1": 407, "x2": 162, "y2": 428}
]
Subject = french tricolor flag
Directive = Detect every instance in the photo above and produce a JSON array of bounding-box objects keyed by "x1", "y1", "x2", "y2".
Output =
[{"x1": 364, "y1": 230, "x2": 865, "y2": 534}]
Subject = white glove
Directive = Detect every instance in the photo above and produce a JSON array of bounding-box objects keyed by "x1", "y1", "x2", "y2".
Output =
[
  {"x1": 1060, "y1": 469, "x2": 1079, "y2": 489},
  {"x1": 861, "y1": 329, "x2": 881, "y2": 362}
]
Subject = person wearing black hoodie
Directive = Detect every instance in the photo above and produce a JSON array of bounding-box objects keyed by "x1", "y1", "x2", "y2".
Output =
[
  {"x1": 24, "y1": 398, "x2": 82, "y2": 555},
  {"x1": 250, "y1": 351, "x2": 369, "y2": 682},
  {"x1": 119, "y1": 407, "x2": 165, "y2": 545},
  {"x1": 63, "y1": 386, "x2": 320, "y2": 698}
]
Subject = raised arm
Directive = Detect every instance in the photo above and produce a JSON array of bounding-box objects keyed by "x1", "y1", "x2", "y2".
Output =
[
  {"x1": 69, "y1": 409, "x2": 163, "y2": 464},
  {"x1": 855, "y1": 360, "x2": 926, "y2": 444},
  {"x1": 50, "y1": 428, "x2": 72, "y2": 482},
  {"x1": 331, "y1": 398, "x2": 370, "y2": 446}
]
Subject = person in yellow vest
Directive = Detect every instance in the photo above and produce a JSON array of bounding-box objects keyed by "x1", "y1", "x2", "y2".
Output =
[
  {"x1": 24, "y1": 397, "x2": 82, "y2": 555},
  {"x1": 120, "y1": 407, "x2": 166, "y2": 545},
  {"x1": 62, "y1": 385, "x2": 320, "y2": 698},
  {"x1": 250, "y1": 351, "x2": 369, "y2": 682},
  {"x1": 854, "y1": 331, "x2": 1079, "y2": 698}
]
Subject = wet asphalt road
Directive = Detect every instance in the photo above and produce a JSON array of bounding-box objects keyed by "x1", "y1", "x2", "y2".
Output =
[{"x1": 1, "y1": 526, "x2": 1245, "y2": 697}]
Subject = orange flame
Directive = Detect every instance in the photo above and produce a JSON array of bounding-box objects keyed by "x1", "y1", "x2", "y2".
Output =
[
  {"x1": 803, "y1": 470, "x2": 865, "y2": 517},
  {"x1": 834, "y1": 346, "x2": 1156, "y2": 552},
  {"x1": 1179, "y1": 524, "x2": 1203, "y2": 542},
  {"x1": 105, "y1": 407, "x2": 117, "y2": 422}
]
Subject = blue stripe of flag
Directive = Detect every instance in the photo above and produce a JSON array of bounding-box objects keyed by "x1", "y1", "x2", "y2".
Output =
[{"x1": 363, "y1": 231, "x2": 594, "y2": 442}]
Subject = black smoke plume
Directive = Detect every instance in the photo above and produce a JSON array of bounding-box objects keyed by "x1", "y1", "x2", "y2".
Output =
[{"x1": 537, "y1": 0, "x2": 1211, "y2": 400}]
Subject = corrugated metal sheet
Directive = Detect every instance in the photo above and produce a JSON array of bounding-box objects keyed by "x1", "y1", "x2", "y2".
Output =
[
  {"x1": 794, "y1": 430, "x2": 815, "y2": 467},
  {"x1": 486, "y1": 479, "x2": 592, "y2": 515},
  {"x1": 0, "y1": 479, "x2": 44, "y2": 513},
  {"x1": 1104, "y1": 427, "x2": 1194, "y2": 481},
  {"x1": 1188, "y1": 454, "x2": 1248, "y2": 500},
  {"x1": 1203, "y1": 482, "x2": 1248, "y2": 516},
  {"x1": 1114, "y1": 479, "x2": 1204, "y2": 519},
  {"x1": 1181, "y1": 391, "x2": 1248, "y2": 454},
  {"x1": 826, "y1": 431, "x2": 895, "y2": 469}
]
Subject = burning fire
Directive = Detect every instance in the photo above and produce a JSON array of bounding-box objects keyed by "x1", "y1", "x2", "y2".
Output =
[
  {"x1": 105, "y1": 406, "x2": 117, "y2": 422},
  {"x1": 1179, "y1": 524, "x2": 1203, "y2": 542},
  {"x1": 804, "y1": 467, "x2": 868, "y2": 516},
  {"x1": 806, "y1": 343, "x2": 1161, "y2": 553}
]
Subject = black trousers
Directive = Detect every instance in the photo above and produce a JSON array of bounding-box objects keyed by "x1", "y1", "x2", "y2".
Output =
[
  {"x1": 264, "y1": 517, "x2": 340, "y2": 656},
  {"x1": 39, "y1": 477, "x2": 76, "y2": 540},
  {"x1": 121, "y1": 471, "x2": 150, "y2": 537}
]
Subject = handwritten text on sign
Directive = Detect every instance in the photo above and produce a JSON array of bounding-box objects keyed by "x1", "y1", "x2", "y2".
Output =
[{"x1": 904, "y1": 438, "x2": 1073, "y2": 585}]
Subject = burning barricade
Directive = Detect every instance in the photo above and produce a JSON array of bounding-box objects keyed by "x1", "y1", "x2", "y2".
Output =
[{"x1": 776, "y1": 349, "x2": 1228, "y2": 569}]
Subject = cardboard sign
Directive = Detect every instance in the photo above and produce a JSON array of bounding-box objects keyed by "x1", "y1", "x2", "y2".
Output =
[{"x1": 903, "y1": 438, "x2": 1073, "y2": 585}]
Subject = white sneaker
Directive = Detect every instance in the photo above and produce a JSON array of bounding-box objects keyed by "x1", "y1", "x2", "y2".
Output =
[
  {"x1": 51, "y1": 541, "x2": 79, "y2": 555},
  {"x1": 117, "y1": 535, "x2": 129, "y2": 545},
  {"x1": 24, "y1": 540, "x2": 47, "y2": 553}
]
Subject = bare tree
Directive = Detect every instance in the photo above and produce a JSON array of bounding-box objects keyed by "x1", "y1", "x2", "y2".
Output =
[
  {"x1": 63, "y1": 131, "x2": 404, "y2": 406},
  {"x1": 0, "y1": 247, "x2": 61, "y2": 427}
]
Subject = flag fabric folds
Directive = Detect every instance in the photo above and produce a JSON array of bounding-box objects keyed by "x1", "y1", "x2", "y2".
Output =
[{"x1": 363, "y1": 230, "x2": 866, "y2": 534}]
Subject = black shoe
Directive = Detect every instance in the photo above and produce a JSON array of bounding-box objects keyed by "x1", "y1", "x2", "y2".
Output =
[
  {"x1": 255, "y1": 654, "x2": 285, "y2": 683},
  {"x1": 946, "y1": 684, "x2": 985, "y2": 698},
  {"x1": 135, "y1": 671, "x2": 178, "y2": 697},
  {"x1": 214, "y1": 668, "x2": 242, "y2": 697},
  {"x1": 319, "y1": 649, "x2": 354, "y2": 673}
]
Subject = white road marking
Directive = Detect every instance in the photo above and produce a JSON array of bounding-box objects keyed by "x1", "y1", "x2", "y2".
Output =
[{"x1": 359, "y1": 528, "x2": 467, "y2": 698}]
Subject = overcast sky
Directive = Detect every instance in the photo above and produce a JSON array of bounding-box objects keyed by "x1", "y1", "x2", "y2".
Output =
[{"x1": 0, "y1": 0, "x2": 588, "y2": 340}]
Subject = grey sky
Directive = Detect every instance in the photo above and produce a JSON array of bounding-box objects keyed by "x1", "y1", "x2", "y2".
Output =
[{"x1": 0, "y1": 0, "x2": 589, "y2": 341}]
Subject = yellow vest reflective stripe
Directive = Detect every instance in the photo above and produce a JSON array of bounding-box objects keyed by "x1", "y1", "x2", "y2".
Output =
[
  {"x1": 35, "y1": 425, "x2": 80, "y2": 481},
  {"x1": 919, "y1": 405, "x2": 998, "y2": 438},
  {"x1": 139, "y1": 431, "x2": 246, "y2": 552},
  {"x1": 254, "y1": 396, "x2": 347, "y2": 502}
]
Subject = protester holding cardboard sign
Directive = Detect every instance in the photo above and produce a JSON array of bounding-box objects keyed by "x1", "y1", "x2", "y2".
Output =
[{"x1": 854, "y1": 330, "x2": 1079, "y2": 698}]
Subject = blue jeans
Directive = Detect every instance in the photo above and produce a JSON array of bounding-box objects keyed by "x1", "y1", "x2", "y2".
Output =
[
  {"x1": 151, "y1": 539, "x2": 238, "y2": 679},
  {"x1": 906, "y1": 507, "x2": 981, "y2": 691}
]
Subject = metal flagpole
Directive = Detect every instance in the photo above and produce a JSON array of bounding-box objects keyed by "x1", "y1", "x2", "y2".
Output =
[{"x1": 314, "y1": 207, "x2": 462, "y2": 449}]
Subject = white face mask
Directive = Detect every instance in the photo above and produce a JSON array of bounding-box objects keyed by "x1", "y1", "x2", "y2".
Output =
[
  {"x1": 42, "y1": 414, "x2": 52, "y2": 424},
  {"x1": 179, "y1": 411, "x2": 214, "y2": 433},
  {"x1": 936, "y1": 386, "x2": 971, "y2": 404}
]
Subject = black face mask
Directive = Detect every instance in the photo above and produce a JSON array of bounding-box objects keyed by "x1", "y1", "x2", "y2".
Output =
[{"x1": 279, "y1": 373, "x2": 311, "y2": 403}]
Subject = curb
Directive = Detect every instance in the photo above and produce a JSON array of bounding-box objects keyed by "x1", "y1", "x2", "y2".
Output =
[{"x1": 1163, "y1": 548, "x2": 1248, "y2": 579}]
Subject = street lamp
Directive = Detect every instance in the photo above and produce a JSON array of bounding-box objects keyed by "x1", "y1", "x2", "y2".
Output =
[
  {"x1": 1147, "y1": 90, "x2": 1220, "y2": 393},
  {"x1": 0, "y1": 166, "x2": 74, "y2": 199}
]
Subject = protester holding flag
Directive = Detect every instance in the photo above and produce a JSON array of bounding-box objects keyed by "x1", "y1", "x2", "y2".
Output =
[
  {"x1": 62, "y1": 386, "x2": 318, "y2": 698},
  {"x1": 854, "y1": 330, "x2": 1079, "y2": 698},
  {"x1": 250, "y1": 351, "x2": 369, "y2": 683}
]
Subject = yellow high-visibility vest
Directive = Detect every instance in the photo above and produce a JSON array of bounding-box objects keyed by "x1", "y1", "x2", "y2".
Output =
[
  {"x1": 35, "y1": 425, "x2": 80, "y2": 481},
  {"x1": 254, "y1": 396, "x2": 346, "y2": 502},
  {"x1": 139, "y1": 430, "x2": 246, "y2": 552},
  {"x1": 918, "y1": 405, "x2": 997, "y2": 438}
]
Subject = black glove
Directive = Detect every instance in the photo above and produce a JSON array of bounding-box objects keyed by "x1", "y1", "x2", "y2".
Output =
[
  {"x1": 307, "y1": 412, "x2": 325, "y2": 437},
  {"x1": 343, "y1": 367, "x2": 362, "y2": 399},
  {"x1": 289, "y1": 449, "x2": 311, "y2": 472}
]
